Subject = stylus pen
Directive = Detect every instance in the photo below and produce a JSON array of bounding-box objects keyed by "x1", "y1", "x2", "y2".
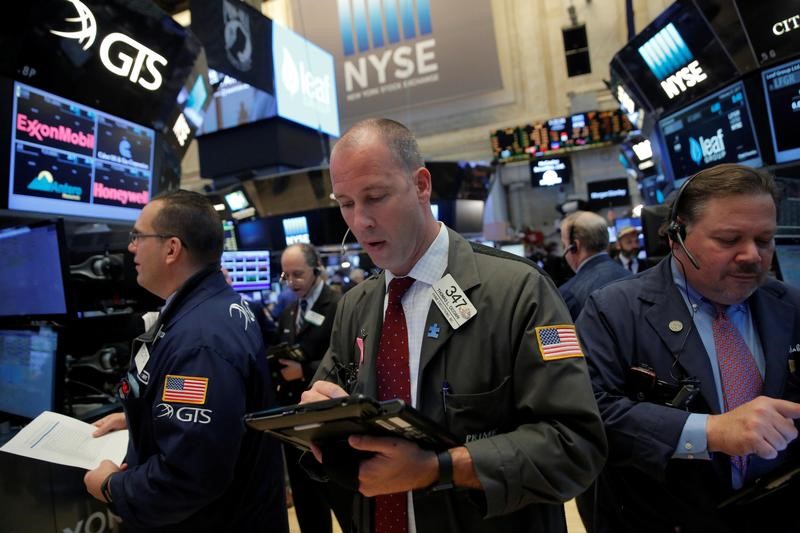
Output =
[{"x1": 441, "y1": 381, "x2": 451, "y2": 413}]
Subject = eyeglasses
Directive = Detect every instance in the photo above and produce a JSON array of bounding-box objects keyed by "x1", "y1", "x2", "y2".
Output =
[
  {"x1": 280, "y1": 270, "x2": 310, "y2": 282},
  {"x1": 129, "y1": 231, "x2": 177, "y2": 246}
]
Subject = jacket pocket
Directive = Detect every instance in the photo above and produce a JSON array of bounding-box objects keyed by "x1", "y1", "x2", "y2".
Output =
[{"x1": 443, "y1": 375, "x2": 512, "y2": 441}]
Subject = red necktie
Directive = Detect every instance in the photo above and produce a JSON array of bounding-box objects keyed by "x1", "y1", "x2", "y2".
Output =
[
  {"x1": 712, "y1": 303, "x2": 762, "y2": 480},
  {"x1": 374, "y1": 276, "x2": 415, "y2": 533}
]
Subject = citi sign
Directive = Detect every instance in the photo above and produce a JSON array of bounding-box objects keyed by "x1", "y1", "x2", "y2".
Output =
[
  {"x1": 337, "y1": 0, "x2": 438, "y2": 92},
  {"x1": 638, "y1": 23, "x2": 707, "y2": 100},
  {"x1": 50, "y1": 0, "x2": 167, "y2": 91},
  {"x1": 689, "y1": 128, "x2": 726, "y2": 165}
]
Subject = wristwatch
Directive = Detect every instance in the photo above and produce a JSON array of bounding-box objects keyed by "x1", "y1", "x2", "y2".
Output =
[
  {"x1": 101, "y1": 473, "x2": 115, "y2": 503},
  {"x1": 429, "y1": 450, "x2": 454, "y2": 492}
]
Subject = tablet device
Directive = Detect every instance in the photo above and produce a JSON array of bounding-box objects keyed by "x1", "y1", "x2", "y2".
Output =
[{"x1": 244, "y1": 395, "x2": 461, "y2": 452}]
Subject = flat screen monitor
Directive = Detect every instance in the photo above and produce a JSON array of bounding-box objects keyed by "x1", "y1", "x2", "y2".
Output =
[
  {"x1": 762, "y1": 58, "x2": 800, "y2": 164},
  {"x1": 0, "y1": 325, "x2": 60, "y2": 419},
  {"x1": 587, "y1": 178, "x2": 630, "y2": 209},
  {"x1": 197, "y1": 69, "x2": 277, "y2": 136},
  {"x1": 283, "y1": 216, "x2": 311, "y2": 246},
  {"x1": 774, "y1": 237, "x2": 800, "y2": 288},
  {"x1": 224, "y1": 190, "x2": 251, "y2": 212},
  {"x1": 613, "y1": 1, "x2": 739, "y2": 113},
  {"x1": 9, "y1": 82, "x2": 155, "y2": 221},
  {"x1": 658, "y1": 81, "x2": 762, "y2": 182},
  {"x1": 272, "y1": 23, "x2": 340, "y2": 137},
  {"x1": 222, "y1": 251, "x2": 271, "y2": 292},
  {"x1": 530, "y1": 157, "x2": 572, "y2": 187},
  {"x1": 0, "y1": 219, "x2": 70, "y2": 320},
  {"x1": 222, "y1": 220, "x2": 238, "y2": 251}
]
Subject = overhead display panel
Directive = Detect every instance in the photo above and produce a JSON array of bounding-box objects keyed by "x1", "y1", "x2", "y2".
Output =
[
  {"x1": 9, "y1": 82, "x2": 154, "y2": 221},
  {"x1": 762, "y1": 57, "x2": 800, "y2": 164},
  {"x1": 735, "y1": 0, "x2": 800, "y2": 67},
  {"x1": 490, "y1": 110, "x2": 633, "y2": 162},
  {"x1": 658, "y1": 81, "x2": 762, "y2": 182},
  {"x1": 612, "y1": 0, "x2": 739, "y2": 113}
]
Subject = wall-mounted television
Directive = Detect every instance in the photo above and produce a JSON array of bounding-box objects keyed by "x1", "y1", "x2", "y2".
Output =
[
  {"x1": 530, "y1": 157, "x2": 572, "y2": 187},
  {"x1": 587, "y1": 178, "x2": 631, "y2": 209},
  {"x1": 658, "y1": 81, "x2": 762, "y2": 182},
  {"x1": 282, "y1": 216, "x2": 311, "y2": 246},
  {"x1": 198, "y1": 69, "x2": 277, "y2": 136},
  {"x1": 9, "y1": 82, "x2": 154, "y2": 221},
  {"x1": 762, "y1": 58, "x2": 800, "y2": 164},
  {"x1": 273, "y1": 22, "x2": 340, "y2": 137},
  {"x1": 224, "y1": 189, "x2": 251, "y2": 212},
  {"x1": 222, "y1": 250, "x2": 271, "y2": 292},
  {"x1": 0, "y1": 325, "x2": 62, "y2": 419},
  {"x1": 0, "y1": 219, "x2": 71, "y2": 320},
  {"x1": 612, "y1": 1, "x2": 739, "y2": 113}
]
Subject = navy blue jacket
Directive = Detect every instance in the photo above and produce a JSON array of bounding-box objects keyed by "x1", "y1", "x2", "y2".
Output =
[
  {"x1": 577, "y1": 258, "x2": 800, "y2": 532},
  {"x1": 559, "y1": 253, "x2": 631, "y2": 320},
  {"x1": 111, "y1": 268, "x2": 287, "y2": 532}
]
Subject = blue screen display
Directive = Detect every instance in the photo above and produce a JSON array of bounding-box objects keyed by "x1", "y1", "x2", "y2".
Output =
[
  {"x1": 0, "y1": 326, "x2": 58, "y2": 419},
  {"x1": 0, "y1": 221, "x2": 67, "y2": 318}
]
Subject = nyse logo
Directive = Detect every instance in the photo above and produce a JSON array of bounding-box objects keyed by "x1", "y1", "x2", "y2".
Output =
[
  {"x1": 659, "y1": 60, "x2": 707, "y2": 99},
  {"x1": 281, "y1": 48, "x2": 332, "y2": 108},
  {"x1": 689, "y1": 128, "x2": 726, "y2": 166},
  {"x1": 50, "y1": 0, "x2": 168, "y2": 91}
]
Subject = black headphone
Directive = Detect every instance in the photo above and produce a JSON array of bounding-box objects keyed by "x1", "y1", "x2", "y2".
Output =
[
  {"x1": 563, "y1": 224, "x2": 577, "y2": 258},
  {"x1": 666, "y1": 174, "x2": 700, "y2": 270}
]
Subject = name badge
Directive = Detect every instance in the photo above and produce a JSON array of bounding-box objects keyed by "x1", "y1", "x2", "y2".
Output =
[
  {"x1": 431, "y1": 274, "x2": 477, "y2": 330},
  {"x1": 134, "y1": 343, "x2": 150, "y2": 375},
  {"x1": 304, "y1": 309, "x2": 325, "y2": 327}
]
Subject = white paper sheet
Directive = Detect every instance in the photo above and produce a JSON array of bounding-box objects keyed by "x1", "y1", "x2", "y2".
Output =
[{"x1": 0, "y1": 411, "x2": 128, "y2": 470}]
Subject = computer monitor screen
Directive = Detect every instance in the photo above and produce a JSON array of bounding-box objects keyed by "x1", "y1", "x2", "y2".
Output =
[
  {"x1": 9, "y1": 82, "x2": 155, "y2": 221},
  {"x1": 283, "y1": 216, "x2": 311, "y2": 246},
  {"x1": 222, "y1": 220, "x2": 238, "y2": 251},
  {"x1": 762, "y1": 58, "x2": 800, "y2": 164},
  {"x1": 0, "y1": 220, "x2": 70, "y2": 319},
  {"x1": 530, "y1": 157, "x2": 572, "y2": 187},
  {"x1": 222, "y1": 251, "x2": 271, "y2": 291},
  {"x1": 0, "y1": 325, "x2": 60, "y2": 419},
  {"x1": 658, "y1": 81, "x2": 762, "y2": 182},
  {"x1": 587, "y1": 178, "x2": 630, "y2": 209},
  {"x1": 224, "y1": 190, "x2": 251, "y2": 212},
  {"x1": 775, "y1": 238, "x2": 800, "y2": 288},
  {"x1": 197, "y1": 69, "x2": 277, "y2": 136}
]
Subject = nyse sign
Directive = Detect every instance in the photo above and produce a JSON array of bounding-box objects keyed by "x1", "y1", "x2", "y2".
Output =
[{"x1": 51, "y1": 0, "x2": 168, "y2": 91}]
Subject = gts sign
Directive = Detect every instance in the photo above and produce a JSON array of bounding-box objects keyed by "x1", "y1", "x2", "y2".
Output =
[{"x1": 50, "y1": 0, "x2": 168, "y2": 91}]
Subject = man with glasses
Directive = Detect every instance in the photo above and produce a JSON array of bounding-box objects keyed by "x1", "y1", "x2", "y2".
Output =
[
  {"x1": 84, "y1": 190, "x2": 288, "y2": 532},
  {"x1": 275, "y1": 243, "x2": 351, "y2": 533}
]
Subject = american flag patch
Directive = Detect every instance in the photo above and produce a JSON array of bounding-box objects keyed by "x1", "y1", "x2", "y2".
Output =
[
  {"x1": 162, "y1": 375, "x2": 208, "y2": 404},
  {"x1": 535, "y1": 325, "x2": 583, "y2": 361}
]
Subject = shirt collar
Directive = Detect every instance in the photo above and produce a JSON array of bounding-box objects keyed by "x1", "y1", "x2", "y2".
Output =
[{"x1": 386, "y1": 222, "x2": 449, "y2": 288}]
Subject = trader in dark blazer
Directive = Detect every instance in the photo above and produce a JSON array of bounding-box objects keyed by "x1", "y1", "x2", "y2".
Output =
[
  {"x1": 614, "y1": 225, "x2": 655, "y2": 274},
  {"x1": 276, "y1": 243, "x2": 351, "y2": 533},
  {"x1": 577, "y1": 164, "x2": 800, "y2": 532},
  {"x1": 558, "y1": 210, "x2": 632, "y2": 320}
]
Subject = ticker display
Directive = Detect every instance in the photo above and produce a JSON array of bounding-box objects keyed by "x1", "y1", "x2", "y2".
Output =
[{"x1": 490, "y1": 109, "x2": 633, "y2": 162}]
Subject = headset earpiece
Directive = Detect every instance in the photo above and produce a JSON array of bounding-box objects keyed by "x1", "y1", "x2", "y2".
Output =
[{"x1": 313, "y1": 266, "x2": 321, "y2": 276}]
